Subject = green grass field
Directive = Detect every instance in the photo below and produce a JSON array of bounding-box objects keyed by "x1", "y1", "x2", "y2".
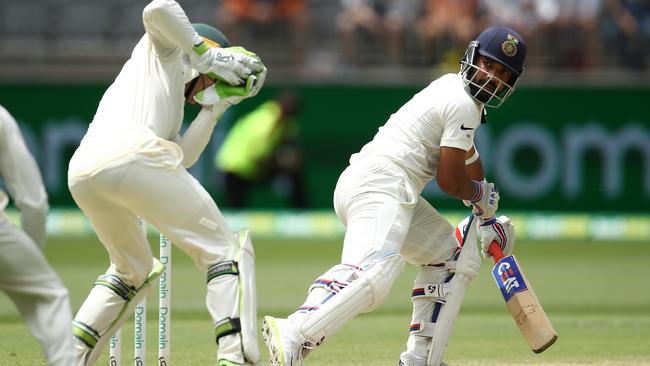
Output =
[{"x1": 1, "y1": 235, "x2": 649, "y2": 365}]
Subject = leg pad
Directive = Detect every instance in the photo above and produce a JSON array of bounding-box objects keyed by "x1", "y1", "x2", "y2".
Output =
[{"x1": 73, "y1": 259, "x2": 164, "y2": 366}]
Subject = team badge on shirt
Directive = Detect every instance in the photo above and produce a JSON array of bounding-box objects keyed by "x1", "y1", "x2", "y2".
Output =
[{"x1": 501, "y1": 34, "x2": 519, "y2": 57}]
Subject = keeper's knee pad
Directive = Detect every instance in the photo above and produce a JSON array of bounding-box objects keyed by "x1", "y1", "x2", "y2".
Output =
[
  {"x1": 73, "y1": 259, "x2": 164, "y2": 366},
  {"x1": 206, "y1": 229, "x2": 258, "y2": 364}
]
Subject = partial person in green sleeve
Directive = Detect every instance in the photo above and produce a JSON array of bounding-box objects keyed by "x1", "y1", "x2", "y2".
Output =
[{"x1": 216, "y1": 91, "x2": 308, "y2": 208}]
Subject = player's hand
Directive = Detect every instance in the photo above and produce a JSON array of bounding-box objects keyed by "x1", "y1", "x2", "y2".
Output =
[
  {"x1": 193, "y1": 75, "x2": 258, "y2": 108},
  {"x1": 464, "y1": 180, "x2": 499, "y2": 220},
  {"x1": 228, "y1": 46, "x2": 267, "y2": 97},
  {"x1": 478, "y1": 215, "x2": 515, "y2": 260},
  {"x1": 185, "y1": 46, "x2": 264, "y2": 86},
  {"x1": 250, "y1": 62, "x2": 267, "y2": 97}
]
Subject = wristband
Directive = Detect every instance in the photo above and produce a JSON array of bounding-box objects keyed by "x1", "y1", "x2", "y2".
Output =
[
  {"x1": 469, "y1": 180, "x2": 482, "y2": 202},
  {"x1": 465, "y1": 149, "x2": 479, "y2": 165}
]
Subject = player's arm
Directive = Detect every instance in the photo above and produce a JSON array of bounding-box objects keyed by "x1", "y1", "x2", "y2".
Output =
[
  {"x1": 437, "y1": 103, "x2": 497, "y2": 219},
  {"x1": 142, "y1": 0, "x2": 264, "y2": 86},
  {"x1": 176, "y1": 106, "x2": 227, "y2": 168},
  {"x1": 464, "y1": 144, "x2": 484, "y2": 181},
  {"x1": 177, "y1": 78, "x2": 258, "y2": 168},
  {"x1": 142, "y1": 0, "x2": 200, "y2": 58},
  {"x1": 0, "y1": 108, "x2": 48, "y2": 248},
  {"x1": 437, "y1": 146, "x2": 479, "y2": 200}
]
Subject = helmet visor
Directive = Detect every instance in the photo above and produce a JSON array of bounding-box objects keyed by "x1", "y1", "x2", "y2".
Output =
[{"x1": 460, "y1": 60, "x2": 517, "y2": 108}]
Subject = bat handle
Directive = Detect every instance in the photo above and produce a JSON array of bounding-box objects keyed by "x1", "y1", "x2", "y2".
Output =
[{"x1": 488, "y1": 240, "x2": 505, "y2": 262}]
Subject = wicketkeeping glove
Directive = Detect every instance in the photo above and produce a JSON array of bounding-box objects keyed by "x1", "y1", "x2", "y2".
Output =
[
  {"x1": 184, "y1": 45, "x2": 264, "y2": 86},
  {"x1": 193, "y1": 75, "x2": 258, "y2": 107},
  {"x1": 478, "y1": 215, "x2": 515, "y2": 260},
  {"x1": 228, "y1": 47, "x2": 267, "y2": 97}
]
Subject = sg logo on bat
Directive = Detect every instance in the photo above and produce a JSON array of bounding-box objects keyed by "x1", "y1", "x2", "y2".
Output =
[{"x1": 492, "y1": 256, "x2": 527, "y2": 302}]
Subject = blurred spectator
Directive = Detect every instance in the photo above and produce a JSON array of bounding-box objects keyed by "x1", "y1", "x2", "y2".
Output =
[
  {"x1": 602, "y1": 0, "x2": 650, "y2": 69},
  {"x1": 0, "y1": 0, "x2": 649, "y2": 79},
  {"x1": 416, "y1": 0, "x2": 479, "y2": 68},
  {"x1": 478, "y1": 0, "x2": 542, "y2": 67},
  {"x1": 336, "y1": 0, "x2": 418, "y2": 64},
  {"x1": 535, "y1": 0, "x2": 604, "y2": 69},
  {"x1": 217, "y1": 0, "x2": 308, "y2": 67},
  {"x1": 216, "y1": 92, "x2": 308, "y2": 208}
]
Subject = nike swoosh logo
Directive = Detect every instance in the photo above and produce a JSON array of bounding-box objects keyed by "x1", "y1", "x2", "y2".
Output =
[{"x1": 460, "y1": 124, "x2": 475, "y2": 131}]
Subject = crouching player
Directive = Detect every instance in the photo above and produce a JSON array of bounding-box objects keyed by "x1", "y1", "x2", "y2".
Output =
[
  {"x1": 262, "y1": 26, "x2": 525, "y2": 366},
  {"x1": 67, "y1": 1, "x2": 266, "y2": 365}
]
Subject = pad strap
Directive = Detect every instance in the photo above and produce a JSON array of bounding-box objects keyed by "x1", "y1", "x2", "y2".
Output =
[
  {"x1": 409, "y1": 321, "x2": 437, "y2": 338},
  {"x1": 95, "y1": 274, "x2": 137, "y2": 301},
  {"x1": 207, "y1": 260, "x2": 239, "y2": 283},
  {"x1": 214, "y1": 317, "x2": 242, "y2": 344},
  {"x1": 73, "y1": 320, "x2": 101, "y2": 349},
  {"x1": 308, "y1": 277, "x2": 350, "y2": 294},
  {"x1": 411, "y1": 283, "x2": 449, "y2": 303}
]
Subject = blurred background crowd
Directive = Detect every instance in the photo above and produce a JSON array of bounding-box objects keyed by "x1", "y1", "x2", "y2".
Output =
[
  {"x1": 0, "y1": 0, "x2": 649, "y2": 83},
  {"x1": 0, "y1": 0, "x2": 648, "y2": 214}
]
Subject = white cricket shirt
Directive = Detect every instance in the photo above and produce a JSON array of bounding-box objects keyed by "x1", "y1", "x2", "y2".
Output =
[
  {"x1": 350, "y1": 73, "x2": 483, "y2": 193},
  {"x1": 87, "y1": 0, "x2": 199, "y2": 141},
  {"x1": 70, "y1": 0, "x2": 217, "y2": 176}
]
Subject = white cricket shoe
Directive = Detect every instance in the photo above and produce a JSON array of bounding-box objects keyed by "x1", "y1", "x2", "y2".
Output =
[
  {"x1": 398, "y1": 351, "x2": 448, "y2": 366},
  {"x1": 262, "y1": 316, "x2": 306, "y2": 366}
]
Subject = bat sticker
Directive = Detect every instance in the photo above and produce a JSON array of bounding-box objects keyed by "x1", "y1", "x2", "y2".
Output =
[{"x1": 492, "y1": 256, "x2": 528, "y2": 302}]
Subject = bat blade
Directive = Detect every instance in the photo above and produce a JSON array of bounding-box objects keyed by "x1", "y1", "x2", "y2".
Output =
[{"x1": 490, "y1": 242, "x2": 558, "y2": 353}]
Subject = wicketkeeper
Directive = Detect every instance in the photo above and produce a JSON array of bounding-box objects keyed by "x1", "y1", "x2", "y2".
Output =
[
  {"x1": 262, "y1": 26, "x2": 525, "y2": 366},
  {"x1": 67, "y1": 1, "x2": 266, "y2": 365},
  {"x1": 0, "y1": 104, "x2": 74, "y2": 366}
]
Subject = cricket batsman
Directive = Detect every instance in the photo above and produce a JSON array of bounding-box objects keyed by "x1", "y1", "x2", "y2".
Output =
[
  {"x1": 0, "y1": 104, "x2": 74, "y2": 365},
  {"x1": 67, "y1": 1, "x2": 267, "y2": 365},
  {"x1": 262, "y1": 26, "x2": 525, "y2": 366}
]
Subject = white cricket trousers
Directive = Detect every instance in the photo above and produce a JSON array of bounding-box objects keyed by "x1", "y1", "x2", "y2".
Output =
[
  {"x1": 334, "y1": 157, "x2": 458, "y2": 266},
  {"x1": 68, "y1": 130, "x2": 238, "y2": 286},
  {"x1": 287, "y1": 157, "x2": 460, "y2": 341},
  {"x1": 0, "y1": 214, "x2": 74, "y2": 366}
]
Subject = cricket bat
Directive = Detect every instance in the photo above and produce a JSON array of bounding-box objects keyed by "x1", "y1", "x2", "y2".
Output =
[{"x1": 489, "y1": 241, "x2": 558, "y2": 353}]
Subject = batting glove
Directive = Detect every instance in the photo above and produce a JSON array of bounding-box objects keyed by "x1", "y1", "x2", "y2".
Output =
[
  {"x1": 464, "y1": 180, "x2": 499, "y2": 220},
  {"x1": 478, "y1": 215, "x2": 515, "y2": 260},
  {"x1": 185, "y1": 45, "x2": 264, "y2": 86}
]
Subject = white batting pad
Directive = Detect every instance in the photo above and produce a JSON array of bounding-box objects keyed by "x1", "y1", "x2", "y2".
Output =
[
  {"x1": 428, "y1": 216, "x2": 480, "y2": 366},
  {"x1": 407, "y1": 264, "x2": 454, "y2": 354},
  {"x1": 299, "y1": 254, "x2": 405, "y2": 343}
]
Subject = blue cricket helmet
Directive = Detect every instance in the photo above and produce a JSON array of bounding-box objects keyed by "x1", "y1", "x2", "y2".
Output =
[
  {"x1": 460, "y1": 26, "x2": 527, "y2": 108},
  {"x1": 476, "y1": 26, "x2": 526, "y2": 76}
]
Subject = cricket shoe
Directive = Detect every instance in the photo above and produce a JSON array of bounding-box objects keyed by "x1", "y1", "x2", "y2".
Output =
[
  {"x1": 262, "y1": 316, "x2": 306, "y2": 366},
  {"x1": 398, "y1": 351, "x2": 448, "y2": 366}
]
